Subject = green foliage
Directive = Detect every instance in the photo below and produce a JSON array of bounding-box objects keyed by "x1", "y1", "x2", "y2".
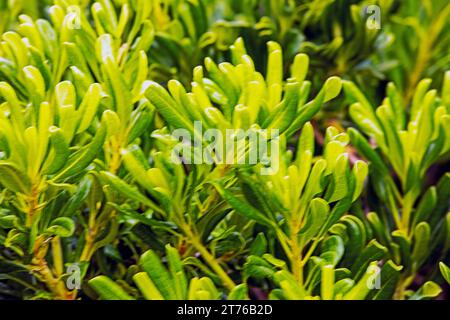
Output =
[
  {"x1": 0, "y1": 0, "x2": 448, "y2": 301},
  {"x1": 345, "y1": 73, "x2": 450, "y2": 299},
  {"x1": 381, "y1": 1, "x2": 450, "y2": 101},
  {"x1": 89, "y1": 245, "x2": 244, "y2": 300}
]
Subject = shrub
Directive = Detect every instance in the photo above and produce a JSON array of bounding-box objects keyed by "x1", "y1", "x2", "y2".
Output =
[{"x1": 0, "y1": 0, "x2": 448, "y2": 301}]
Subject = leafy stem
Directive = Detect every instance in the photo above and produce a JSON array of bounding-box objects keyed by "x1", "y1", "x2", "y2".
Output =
[
  {"x1": 31, "y1": 237, "x2": 76, "y2": 300},
  {"x1": 182, "y1": 223, "x2": 236, "y2": 291},
  {"x1": 25, "y1": 185, "x2": 41, "y2": 228},
  {"x1": 404, "y1": 4, "x2": 450, "y2": 102}
]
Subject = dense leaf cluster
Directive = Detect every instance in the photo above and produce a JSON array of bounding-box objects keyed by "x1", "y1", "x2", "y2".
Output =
[{"x1": 0, "y1": 0, "x2": 448, "y2": 300}]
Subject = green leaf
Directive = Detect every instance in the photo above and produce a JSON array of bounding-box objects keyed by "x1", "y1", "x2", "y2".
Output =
[
  {"x1": 348, "y1": 128, "x2": 389, "y2": 175},
  {"x1": 100, "y1": 171, "x2": 162, "y2": 213},
  {"x1": 266, "y1": 41, "x2": 283, "y2": 107},
  {"x1": 343, "y1": 80, "x2": 374, "y2": 111},
  {"x1": 420, "y1": 124, "x2": 445, "y2": 172},
  {"x1": 325, "y1": 153, "x2": 349, "y2": 202},
  {"x1": 0, "y1": 162, "x2": 31, "y2": 194},
  {"x1": 264, "y1": 81, "x2": 301, "y2": 133},
  {"x1": 351, "y1": 240, "x2": 387, "y2": 279},
  {"x1": 53, "y1": 121, "x2": 107, "y2": 181},
  {"x1": 188, "y1": 277, "x2": 220, "y2": 300},
  {"x1": 120, "y1": 149, "x2": 171, "y2": 210},
  {"x1": 140, "y1": 249, "x2": 176, "y2": 300},
  {"x1": 411, "y1": 78, "x2": 432, "y2": 119},
  {"x1": 439, "y1": 262, "x2": 450, "y2": 284},
  {"x1": 290, "y1": 53, "x2": 309, "y2": 84},
  {"x1": 368, "y1": 260, "x2": 402, "y2": 300},
  {"x1": 320, "y1": 235, "x2": 344, "y2": 266},
  {"x1": 321, "y1": 264, "x2": 335, "y2": 300},
  {"x1": 274, "y1": 270, "x2": 305, "y2": 299},
  {"x1": 296, "y1": 121, "x2": 315, "y2": 158},
  {"x1": 343, "y1": 262, "x2": 379, "y2": 300},
  {"x1": 23, "y1": 65, "x2": 46, "y2": 102},
  {"x1": 284, "y1": 87, "x2": 325, "y2": 137},
  {"x1": 367, "y1": 212, "x2": 390, "y2": 246},
  {"x1": 299, "y1": 198, "x2": 329, "y2": 244},
  {"x1": 46, "y1": 217, "x2": 75, "y2": 237},
  {"x1": 349, "y1": 102, "x2": 382, "y2": 137},
  {"x1": 77, "y1": 83, "x2": 102, "y2": 134},
  {"x1": 196, "y1": 203, "x2": 230, "y2": 243},
  {"x1": 263, "y1": 253, "x2": 286, "y2": 269},
  {"x1": 392, "y1": 230, "x2": 412, "y2": 269},
  {"x1": 408, "y1": 281, "x2": 442, "y2": 300},
  {"x1": 133, "y1": 272, "x2": 164, "y2": 300},
  {"x1": 55, "y1": 81, "x2": 76, "y2": 108},
  {"x1": 127, "y1": 104, "x2": 154, "y2": 143},
  {"x1": 376, "y1": 105, "x2": 404, "y2": 172},
  {"x1": 386, "y1": 82, "x2": 405, "y2": 129},
  {"x1": 0, "y1": 215, "x2": 17, "y2": 229},
  {"x1": 323, "y1": 76, "x2": 342, "y2": 102},
  {"x1": 89, "y1": 276, "x2": 134, "y2": 300},
  {"x1": 2, "y1": 32, "x2": 28, "y2": 68},
  {"x1": 103, "y1": 110, "x2": 122, "y2": 137},
  {"x1": 411, "y1": 187, "x2": 437, "y2": 229},
  {"x1": 302, "y1": 159, "x2": 327, "y2": 202},
  {"x1": 145, "y1": 81, "x2": 194, "y2": 134},
  {"x1": 337, "y1": 216, "x2": 367, "y2": 266},
  {"x1": 243, "y1": 255, "x2": 276, "y2": 281},
  {"x1": 61, "y1": 178, "x2": 92, "y2": 217},
  {"x1": 103, "y1": 55, "x2": 132, "y2": 123},
  {"x1": 0, "y1": 82, "x2": 25, "y2": 132},
  {"x1": 213, "y1": 183, "x2": 274, "y2": 227},
  {"x1": 411, "y1": 222, "x2": 431, "y2": 269},
  {"x1": 42, "y1": 127, "x2": 69, "y2": 175},
  {"x1": 250, "y1": 233, "x2": 267, "y2": 256},
  {"x1": 351, "y1": 160, "x2": 368, "y2": 201},
  {"x1": 228, "y1": 284, "x2": 248, "y2": 300},
  {"x1": 334, "y1": 279, "x2": 354, "y2": 297},
  {"x1": 166, "y1": 244, "x2": 187, "y2": 300},
  {"x1": 434, "y1": 173, "x2": 450, "y2": 219}
]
